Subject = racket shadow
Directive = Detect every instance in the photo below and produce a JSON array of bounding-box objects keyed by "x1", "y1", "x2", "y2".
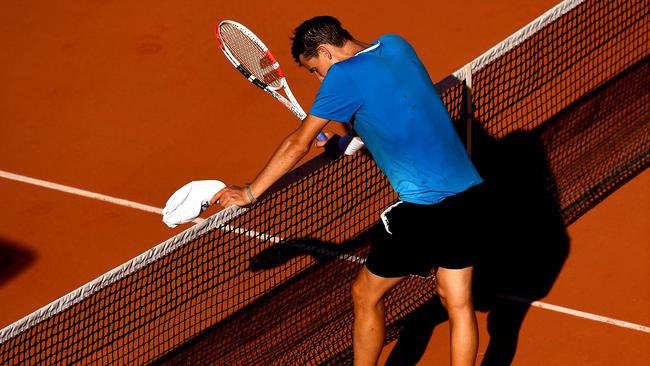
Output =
[
  {"x1": 248, "y1": 228, "x2": 378, "y2": 272},
  {"x1": 248, "y1": 238, "x2": 330, "y2": 271}
]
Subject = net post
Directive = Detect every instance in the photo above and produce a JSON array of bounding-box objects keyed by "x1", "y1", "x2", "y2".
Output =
[{"x1": 463, "y1": 63, "x2": 474, "y2": 158}]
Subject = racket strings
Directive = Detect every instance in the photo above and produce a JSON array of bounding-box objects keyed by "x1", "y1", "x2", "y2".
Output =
[{"x1": 219, "y1": 24, "x2": 283, "y2": 88}]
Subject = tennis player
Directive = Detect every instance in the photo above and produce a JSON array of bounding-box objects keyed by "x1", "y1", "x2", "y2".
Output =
[{"x1": 213, "y1": 16, "x2": 484, "y2": 366}]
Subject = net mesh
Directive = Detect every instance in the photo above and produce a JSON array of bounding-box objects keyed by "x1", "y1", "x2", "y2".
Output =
[
  {"x1": 219, "y1": 22, "x2": 284, "y2": 88},
  {"x1": 464, "y1": 0, "x2": 649, "y2": 223},
  {"x1": 1, "y1": 0, "x2": 648, "y2": 364}
]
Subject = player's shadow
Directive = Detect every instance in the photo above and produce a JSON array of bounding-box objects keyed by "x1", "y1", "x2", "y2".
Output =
[
  {"x1": 247, "y1": 120, "x2": 570, "y2": 366},
  {"x1": 385, "y1": 126, "x2": 570, "y2": 365},
  {"x1": 0, "y1": 237, "x2": 36, "y2": 287}
]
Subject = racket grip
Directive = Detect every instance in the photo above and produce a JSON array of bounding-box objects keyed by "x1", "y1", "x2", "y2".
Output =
[{"x1": 316, "y1": 132, "x2": 328, "y2": 142}]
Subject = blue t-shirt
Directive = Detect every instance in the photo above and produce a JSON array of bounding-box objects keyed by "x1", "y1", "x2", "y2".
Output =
[{"x1": 310, "y1": 34, "x2": 482, "y2": 204}]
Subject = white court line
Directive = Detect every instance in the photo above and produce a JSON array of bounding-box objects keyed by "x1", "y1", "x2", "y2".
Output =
[
  {"x1": 0, "y1": 169, "x2": 202, "y2": 224},
  {"x1": 494, "y1": 293, "x2": 650, "y2": 333},
  {"x1": 0, "y1": 170, "x2": 163, "y2": 214},
  {"x1": 1, "y1": 169, "x2": 648, "y2": 333}
]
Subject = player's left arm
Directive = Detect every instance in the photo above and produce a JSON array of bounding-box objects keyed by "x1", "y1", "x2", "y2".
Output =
[{"x1": 212, "y1": 114, "x2": 330, "y2": 207}]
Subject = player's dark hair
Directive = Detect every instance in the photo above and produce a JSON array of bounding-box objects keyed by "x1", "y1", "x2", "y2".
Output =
[{"x1": 291, "y1": 16, "x2": 354, "y2": 65}]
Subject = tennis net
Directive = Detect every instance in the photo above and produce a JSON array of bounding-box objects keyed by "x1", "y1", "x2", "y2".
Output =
[{"x1": 1, "y1": 0, "x2": 647, "y2": 364}]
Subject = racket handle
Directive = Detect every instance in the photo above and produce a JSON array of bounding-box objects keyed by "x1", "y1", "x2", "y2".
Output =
[{"x1": 317, "y1": 132, "x2": 328, "y2": 142}]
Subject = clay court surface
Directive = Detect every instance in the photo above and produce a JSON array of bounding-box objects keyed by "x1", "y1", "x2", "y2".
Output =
[{"x1": 0, "y1": 0, "x2": 648, "y2": 364}]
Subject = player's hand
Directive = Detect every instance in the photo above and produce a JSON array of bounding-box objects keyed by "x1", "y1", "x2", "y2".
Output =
[
  {"x1": 211, "y1": 185, "x2": 251, "y2": 208},
  {"x1": 317, "y1": 131, "x2": 365, "y2": 157},
  {"x1": 315, "y1": 131, "x2": 334, "y2": 148},
  {"x1": 317, "y1": 132, "x2": 344, "y2": 158}
]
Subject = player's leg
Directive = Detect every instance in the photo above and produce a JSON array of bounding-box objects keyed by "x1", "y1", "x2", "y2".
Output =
[
  {"x1": 436, "y1": 266, "x2": 478, "y2": 366},
  {"x1": 351, "y1": 267, "x2": 405, "y2": 366}
]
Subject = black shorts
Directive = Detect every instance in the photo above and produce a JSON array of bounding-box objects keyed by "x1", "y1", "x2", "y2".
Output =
[{"x1": 366, "y1": 183, "x2": 486, "y2": 278}]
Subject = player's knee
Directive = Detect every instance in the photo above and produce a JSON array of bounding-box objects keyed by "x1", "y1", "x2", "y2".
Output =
[
  {"x1": 436, "y1": 268, "x2": 474, "y2": 312},
  {"x1": 437, "y1": 286, "x2": 472, "y2": 313}
]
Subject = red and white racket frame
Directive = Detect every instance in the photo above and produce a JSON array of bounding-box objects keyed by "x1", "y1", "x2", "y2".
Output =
[{"x1": 216, "y1": 20, "x2": 328, "y2": 141}]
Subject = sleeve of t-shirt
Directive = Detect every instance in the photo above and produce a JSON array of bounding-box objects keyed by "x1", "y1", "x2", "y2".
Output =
[{"x1": 309, "y1": 64, "x2": 362, "y2": 123}]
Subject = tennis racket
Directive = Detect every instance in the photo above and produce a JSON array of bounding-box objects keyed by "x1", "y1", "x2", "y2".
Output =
[{"x1": 216, "y1": 20, "x2": 327, "y2": 142}]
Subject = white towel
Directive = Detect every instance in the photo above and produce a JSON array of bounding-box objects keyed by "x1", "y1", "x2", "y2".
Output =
[{"x1": 162, "y1": 180, "x2": 226, "y2": 228}]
